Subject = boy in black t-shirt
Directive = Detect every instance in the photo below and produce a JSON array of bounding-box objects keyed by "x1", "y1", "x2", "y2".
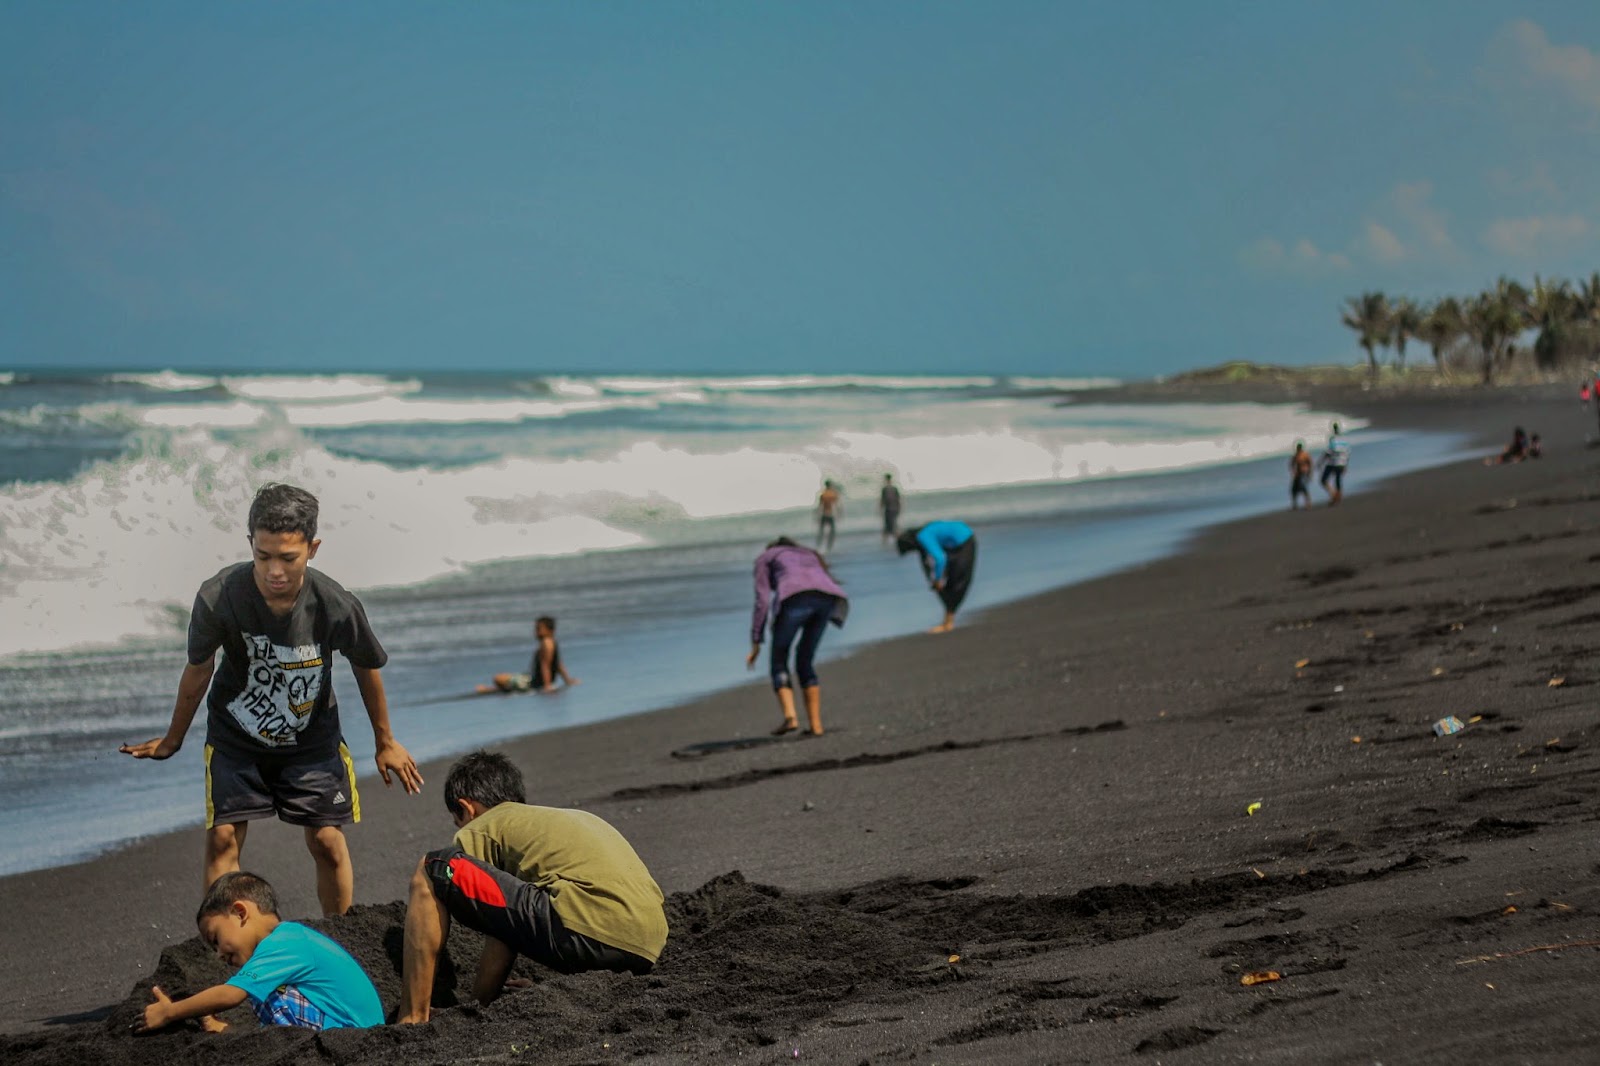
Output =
[{"x1": 121, "y1": 484, "x2": 423, "y2": 915}]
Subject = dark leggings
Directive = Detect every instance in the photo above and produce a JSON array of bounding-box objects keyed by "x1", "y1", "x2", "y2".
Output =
[{"x1": 770, "y1": 591, "x2": 836, "y2": 690}]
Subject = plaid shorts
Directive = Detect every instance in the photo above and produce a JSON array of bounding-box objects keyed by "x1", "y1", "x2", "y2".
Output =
[{"x1": 253, "y1": 985, "x2": 328, "y2": 1030}]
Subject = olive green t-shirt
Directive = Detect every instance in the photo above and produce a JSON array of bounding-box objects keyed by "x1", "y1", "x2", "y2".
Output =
[{"x1": 453, "y1": 802, "x2": 668, "y2": 963}]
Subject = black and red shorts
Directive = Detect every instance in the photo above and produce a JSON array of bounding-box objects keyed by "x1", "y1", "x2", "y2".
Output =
[{"x1": 423, "y1": 848, "x2": 652, "y2": 975}]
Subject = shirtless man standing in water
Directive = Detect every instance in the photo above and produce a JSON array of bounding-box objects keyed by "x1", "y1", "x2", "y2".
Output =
[
  {"x1": 1289, "y1": 442, "x2": 1313, "y2": 510},
  {"x1": 815, "y1": 481, "x2": 841, "y2": 553}
]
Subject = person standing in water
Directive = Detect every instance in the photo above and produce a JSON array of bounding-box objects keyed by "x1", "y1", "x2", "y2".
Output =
[
  {"x1": 878, "y1": 474, "x2": 902, "y2": 544},
  {"x1": 815, "y1": 480, "x2": 842, "y2": 553},
  {"x1": 897, "y1": 520, "x2": 977, "y2": 634},
  {"x1": 1319, "y1": 423, "x2": 1351, "y2": 506},
  {"x1": 747, "y1": 537, "x2": 849, "y2": 736},
  {"x1": 1289, "y1": 442, "x2": 1313, "y2": 510}
]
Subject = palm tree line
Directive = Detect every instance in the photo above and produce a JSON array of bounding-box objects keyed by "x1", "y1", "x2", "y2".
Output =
[{"x1": 1341, "y1": 272, "x2": 1600, "y2": 384}]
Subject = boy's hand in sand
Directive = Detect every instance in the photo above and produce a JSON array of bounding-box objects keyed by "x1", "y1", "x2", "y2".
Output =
[
  {"x1": 375, "y1": 740, "x2": 424, "y2": 794},
  {"x1": 137, "y1": 986, "x2": 176, "y2": 1032},
  {"x1": 120, "y1": 736, "x2": 181, "y2": 760},
  {"x1": 135, "y1": 983, "x2": 242, "y2": 1034}
]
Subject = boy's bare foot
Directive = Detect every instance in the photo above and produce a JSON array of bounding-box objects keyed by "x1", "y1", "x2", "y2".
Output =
[
  {"x1": 772, "y1": 718, "x2": 798, "y2": 736},
  {"x1": 927, "y1": 623, "x2": 954, "y2": 634}
]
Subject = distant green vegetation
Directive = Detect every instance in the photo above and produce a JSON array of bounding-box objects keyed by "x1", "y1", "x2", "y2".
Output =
[{"x1": 1342, "y1": 274, "x2": 1600, "y2": 384}]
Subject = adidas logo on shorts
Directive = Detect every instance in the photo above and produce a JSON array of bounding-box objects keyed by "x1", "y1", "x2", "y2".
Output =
[{"x1": 334, "y1": 791, "x2": 347, "y2": 804}]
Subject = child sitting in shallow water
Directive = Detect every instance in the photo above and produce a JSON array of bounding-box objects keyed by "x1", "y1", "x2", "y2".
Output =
[
  {"x1": 486, "y1": 616, "x2": 580, "y2": 694},
  {"x1": 135, "y1": 872, "x2": 383, "y2": 1033}
]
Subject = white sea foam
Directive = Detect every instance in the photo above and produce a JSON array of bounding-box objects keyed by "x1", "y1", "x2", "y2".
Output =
[
  {"x1": 0, "y1": 372, "x2": 16, "y2": 387},
  {"x1": 138, "y1": 401, "x2": 271, "y2": 429},
  {"x1": 108, "y1": 370, "x2": 218, "y2": 392},
  {"x1": 219, "y1": 374, "x2": 422, "y2": 403},
  {"x1": 1006, "y1": 376, "x2": 1121, "y2": 390},
  {"x1": 0, "y1": 388, "x2": 1360, "y2": 659},
  {"x1": 591, "y1": 374, "x2": 998, "y2": 394},
  {"x1": 277, "y1": 394, "x2": 682, "y2": 428}
]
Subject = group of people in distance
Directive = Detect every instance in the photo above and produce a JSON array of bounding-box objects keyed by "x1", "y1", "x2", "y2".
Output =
[
  {"x1": 122, "y1": 485, "x2": 664, "y2": 1034},
  {"x1": 816, "y1": 473, "x2": 904, "y2": 551},
  {"x1": 751, "y1": 474, "x2": 978, "y2": 737},
  {"x1": 1289, "y1": 422, "x2": 1352, "y2": 511},
  {"x1": 118, "y1": 477, "x2": 977, "y2": 1034}
]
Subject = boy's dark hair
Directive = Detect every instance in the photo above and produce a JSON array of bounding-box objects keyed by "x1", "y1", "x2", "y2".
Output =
[
  {"x1": 196, "y1": 871, "x2": 280, "y2": 924},
  {"x1": 444, "y1": 751, "x2": 527, "y2": 817},
  {"x1": 535, "y1": 615, "x2": 556, "y2": 632},
  {"x1": 249, "y1": 483, "x2": 319, "y2": 543},
  {"x1": 895, "y1": 528, "x2": 923, "y2": 556}
]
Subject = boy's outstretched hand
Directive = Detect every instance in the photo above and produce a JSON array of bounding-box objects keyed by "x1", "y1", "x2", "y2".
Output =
[
  {"x1": 136, "y1": 985, "x2": 175, "y2": 1032},
  {"x1": 376, "y1": 740, "x2": 424, "y2": 794},
  {"x1": 135, "y1": 986, "x2": 229, "y2": 1034},
  {"x1": 120, "y1": 737, "x2": 181, "y2": 760}
]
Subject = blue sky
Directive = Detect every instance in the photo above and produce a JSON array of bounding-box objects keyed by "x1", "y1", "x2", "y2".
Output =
[{"x1": 3, "y1": 1, "x2": 1599, "y2": 376}]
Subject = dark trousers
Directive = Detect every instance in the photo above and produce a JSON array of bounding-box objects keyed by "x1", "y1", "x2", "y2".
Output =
[
  {"x1": 424, "y1": 848, "x2": 652, "y2": 975},
  {"x1": 770, "y1": 591, "x2": 836, "y2": 690},
  {"x1": 936, "y1": 537, "x2": 977, "y2": 613}
]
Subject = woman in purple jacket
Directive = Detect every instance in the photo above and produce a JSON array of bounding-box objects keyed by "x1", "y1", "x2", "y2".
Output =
[{"x1": 747, "y1": 537, "x2": 849, "y2": 736}]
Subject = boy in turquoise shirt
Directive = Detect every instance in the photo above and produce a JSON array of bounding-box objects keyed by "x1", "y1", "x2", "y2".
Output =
[{"x1": 136, "y1": 871, "x2": 383, "y2": 1033}]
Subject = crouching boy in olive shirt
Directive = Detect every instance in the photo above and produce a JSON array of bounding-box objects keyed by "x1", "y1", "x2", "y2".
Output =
[{"x1": 397, "y1": 751, "x2": 668, "y2": 1023}]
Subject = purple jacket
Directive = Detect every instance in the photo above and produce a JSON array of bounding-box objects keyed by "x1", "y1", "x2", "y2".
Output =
[{"x1": 751, "y1": 545, "x2": 849, "y2": 644}]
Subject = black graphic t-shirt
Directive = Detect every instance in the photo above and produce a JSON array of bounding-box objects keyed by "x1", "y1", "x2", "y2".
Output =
[{"x1": 188, "y1": 563, "x2": 387, "y2": 761}]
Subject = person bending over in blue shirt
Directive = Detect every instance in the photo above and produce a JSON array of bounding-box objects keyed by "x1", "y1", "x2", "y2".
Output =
[
  {"x1": 135, "y1": 871, "x2": 384, "y2": 1034},
  {"x1": 896, "y1": 520, "x2": 977, "y2": 634}
]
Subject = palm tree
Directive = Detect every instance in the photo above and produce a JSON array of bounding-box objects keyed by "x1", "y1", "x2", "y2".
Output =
[
  {"x1": 1528, "y1": 275, "x2": 1576, "y2": 369},
  {"x1": 1341, "y1": 292, "x2": 1390, "y2": 380},
  {"x1": 1578, "y1": 271, "x2": 1600, "y2": 326},
  {"x1": 1389, "y1": 297, "x2": 1422, "y2": 371},
  {"x1": 1418, "y1": 297, "x2": 1462, "y2": 373},
  {"x1": 1463, "y1": 292, "x2": 1520, "y2": 385}
]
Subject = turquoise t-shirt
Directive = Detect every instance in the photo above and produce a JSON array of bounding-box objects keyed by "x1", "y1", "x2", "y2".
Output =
[{"x1": 226, "y1": 922, "x2": 383, "y2": 1029}]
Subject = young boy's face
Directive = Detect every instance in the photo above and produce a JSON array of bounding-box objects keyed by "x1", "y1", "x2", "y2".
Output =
[
  {"x1": 249, "y1": 529, "x2": 320, "y2": 600},
  {"x1": 535, "y1": 621, "x2": 553, "y2": 640},
  {"x1": 198, "y1": 903, "x2": 270, "y2": 968}
]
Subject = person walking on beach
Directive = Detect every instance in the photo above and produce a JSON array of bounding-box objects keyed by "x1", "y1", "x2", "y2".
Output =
[
  {"x1": 747, "y1": 536, "x2": 849, "y2": 736},
  {"x1": 397, "y1": 752, "x2": 666, "y2": 1024},
  {"x1": 120, "y1": 483, "x2": 423, "y2": 916},
  {"x1": 1289, "y1": 442, "x2": 1313, "y2": 510},
  {"x1": 1319, "y1": 423, "x2": 1351, "y2": 506},
  {"x1": 896, "y1": 520, "x2": 977, "y2": 634},
  {"x1": 484, "y1": 615, "x2": 579, "y2": 694},
  {"x1": 878, "y1": 473, "x2": 902, "y2": 544},
  {"x1": 815, "y1": 480, "x2": 842, "y2": 553}
]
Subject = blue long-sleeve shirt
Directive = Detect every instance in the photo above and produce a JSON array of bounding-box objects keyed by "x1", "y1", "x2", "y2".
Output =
[{"x1": 915, "y1": 521, "x2": 974, "y2": 583}]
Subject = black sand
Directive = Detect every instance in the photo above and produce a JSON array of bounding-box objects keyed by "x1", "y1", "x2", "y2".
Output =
[{"x1": 5, "y1": 385, "x2": 1598, "y2": 1064}]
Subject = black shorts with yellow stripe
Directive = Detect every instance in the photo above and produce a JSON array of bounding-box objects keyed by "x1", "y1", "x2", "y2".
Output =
[{"x1": 204, "y1": 742, "x2": 361, "y2": 829}]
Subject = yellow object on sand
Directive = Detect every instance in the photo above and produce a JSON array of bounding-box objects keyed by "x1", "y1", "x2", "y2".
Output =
[{"x1": 1246, "y1": 801, "x2": 1262, "y2": 816}]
